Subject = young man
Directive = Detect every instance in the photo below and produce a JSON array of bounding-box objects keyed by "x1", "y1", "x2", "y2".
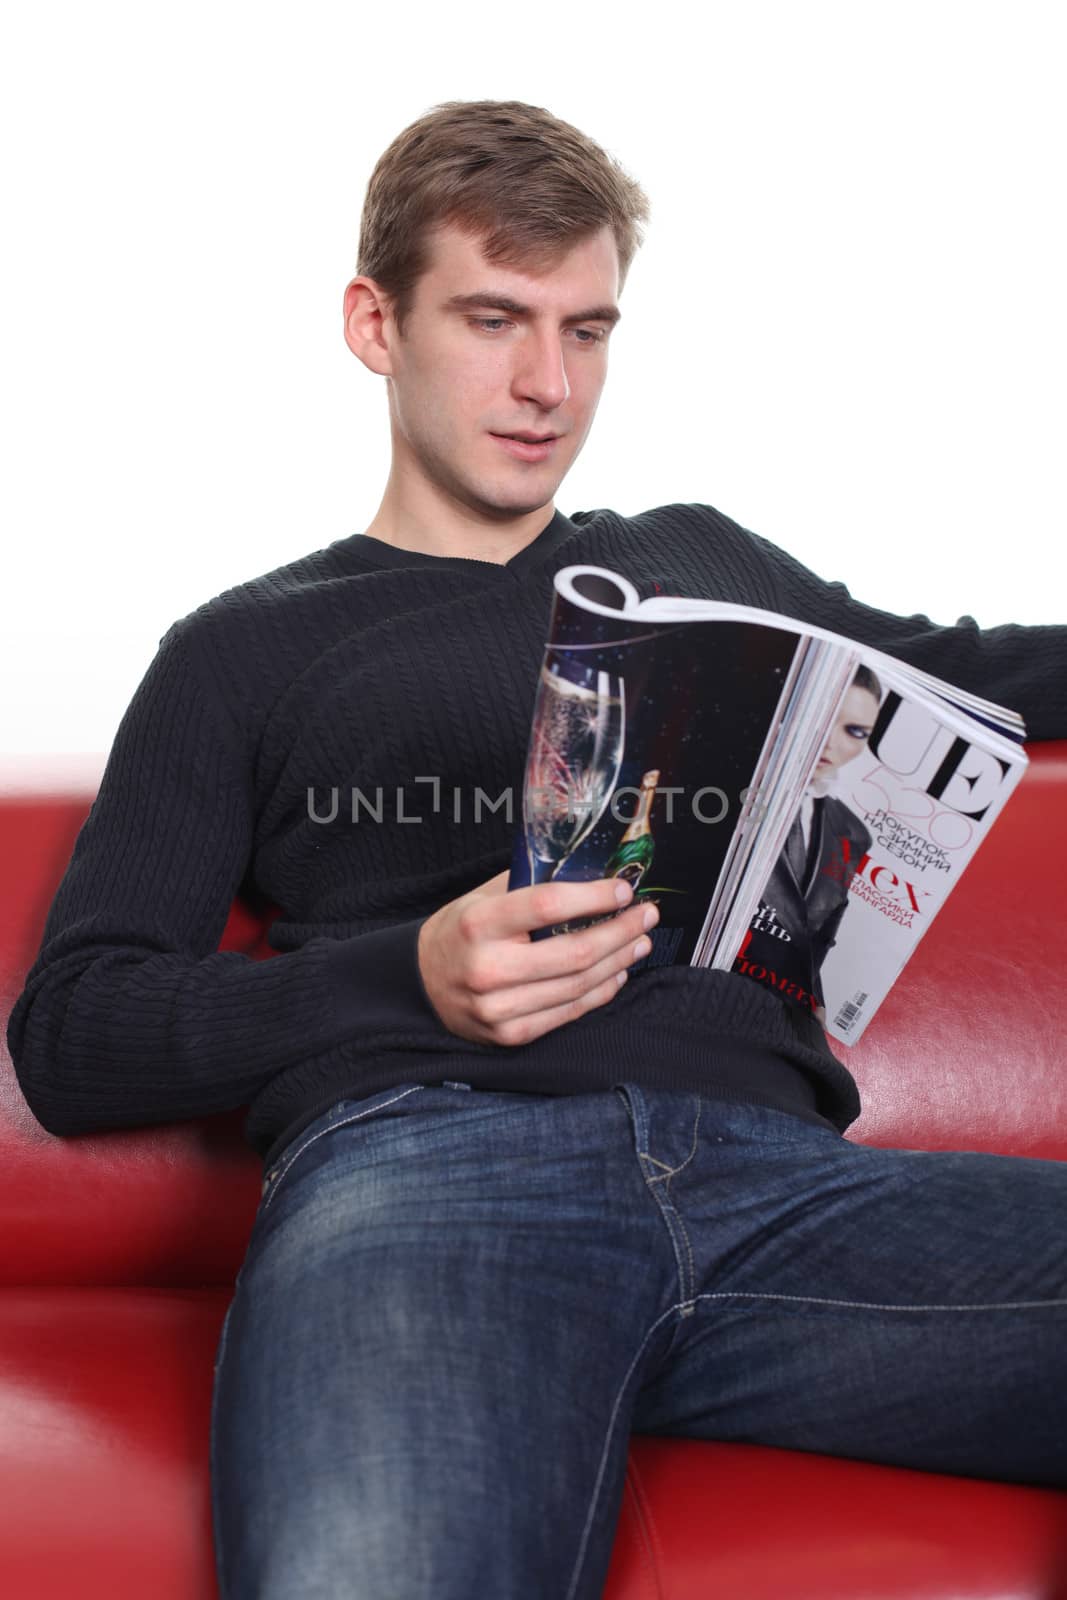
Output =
[{"x1": 9, "y1": 101, "x2": 1067, "y2": 1599}]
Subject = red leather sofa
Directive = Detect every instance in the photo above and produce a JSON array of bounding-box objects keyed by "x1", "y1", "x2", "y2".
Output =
[{"x1": 2, "y1": 748, "x2": 1066, "y2": 1599}]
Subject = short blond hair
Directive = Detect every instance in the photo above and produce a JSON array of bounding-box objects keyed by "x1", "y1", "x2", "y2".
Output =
[{"x1": 357, "y1": 100, "x2": 650, "y2": 333}]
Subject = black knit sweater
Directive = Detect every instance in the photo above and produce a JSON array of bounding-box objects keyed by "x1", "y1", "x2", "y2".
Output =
[{"x1": 9, "y1": 503, "x2": 1066, "y2": 1169}]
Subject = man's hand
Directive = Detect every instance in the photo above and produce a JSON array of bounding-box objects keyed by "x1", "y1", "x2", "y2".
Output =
[{"x1": 417, "y1": 872, "x2": 659, "y2": 1047}]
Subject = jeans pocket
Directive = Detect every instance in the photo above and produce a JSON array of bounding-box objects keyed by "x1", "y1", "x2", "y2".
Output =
[{"x1": 259, "y1": 1083, "x2": 427, "y2": 1209}]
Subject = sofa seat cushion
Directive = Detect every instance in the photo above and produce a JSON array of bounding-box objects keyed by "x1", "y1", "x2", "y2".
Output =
[
  {"x1": 608, "y1": 1438, "x2": 1067, "y2": 1599},
  {"x1": 0, "y1": 1286, "x2": 222, "y2": 1599},
  {"x1": 1, "y1": 1287, "x2": 1064, "y2": 1600}
]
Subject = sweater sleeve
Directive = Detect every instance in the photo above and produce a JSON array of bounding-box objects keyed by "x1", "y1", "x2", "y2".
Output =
[
  {"x1": 737, "y1": 518, "x2": 1067, "y2": 742},
  {"x1": 6, "y1": 623, "x2": 437, "y2": 1139}
]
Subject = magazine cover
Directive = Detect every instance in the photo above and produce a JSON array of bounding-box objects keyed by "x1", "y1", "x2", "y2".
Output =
[
  {"x1": 509, "y1": 565, "x2": 1028, "y2": 1045},
  {"x1": 736, "y1": 668, "x2": 1027, "y2": 1042}
]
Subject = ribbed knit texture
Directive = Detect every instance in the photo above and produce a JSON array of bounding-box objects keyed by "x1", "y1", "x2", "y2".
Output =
[{"x1": 9, "y1": 502, "x2": 1066, "y2": 1166}]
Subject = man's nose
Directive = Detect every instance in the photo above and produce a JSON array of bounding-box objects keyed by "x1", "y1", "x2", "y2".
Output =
[{"x1": 513, "y1": 332, "x2": 570, "y2": 410}]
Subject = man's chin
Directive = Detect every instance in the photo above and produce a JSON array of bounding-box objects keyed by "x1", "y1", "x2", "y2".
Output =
[{"x1": 462, "y1": 478, "x2": 563, "y2": 523}]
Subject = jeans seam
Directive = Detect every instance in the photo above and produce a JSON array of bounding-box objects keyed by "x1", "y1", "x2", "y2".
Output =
[
  {"x1": 564, "y1": 1302, "x2": 682, "y2": 1600},
  {"x1": 638, "y1": 1099, "x2": 702, "y2": 1188},
  {"x1": 691, "y1": 1290, "x2": 1067, "y2": 1313},
  {"x1": 260, "y1": 1085, "x2": 425, "y2": 1212},
  {"x1": 646, "y1": 1182, "x2": 696, "y2": 1308},
  {"x1": 210, "y1": 1298, "x2": 236, "y2": 1599},
  {"x1": 635, "y1": 1100, "x2": 701, "y2": 1306}
]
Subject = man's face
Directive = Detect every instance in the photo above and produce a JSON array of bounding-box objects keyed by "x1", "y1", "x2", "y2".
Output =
[{"x1": 378, "y1": 222, "x2": 621, "y2": 521}]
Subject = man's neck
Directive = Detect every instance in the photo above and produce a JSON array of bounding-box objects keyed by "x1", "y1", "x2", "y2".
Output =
[{"x1": 363, "y1": 480, "x2": 556, "y2": 565}]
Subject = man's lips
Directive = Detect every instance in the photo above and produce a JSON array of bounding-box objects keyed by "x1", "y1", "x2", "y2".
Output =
[{"x1": 490, "y1": 431, "x2": 559, "y2": 462}]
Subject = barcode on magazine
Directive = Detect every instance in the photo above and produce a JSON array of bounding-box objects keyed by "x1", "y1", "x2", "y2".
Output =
[{"x1": 833, "y1": 992, "x2": 869, "y2": 1033}]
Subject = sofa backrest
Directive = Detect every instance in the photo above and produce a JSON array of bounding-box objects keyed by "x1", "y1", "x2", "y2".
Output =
[{"x1": 2, "y1": 744, "x2": 1065, "y2": 1289}]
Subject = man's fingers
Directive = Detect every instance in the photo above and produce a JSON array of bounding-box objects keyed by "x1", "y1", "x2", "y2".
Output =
[
  {"x1": 432, "y1": 872, "x2": 660, "y2": 1050},
  {"x1": 475, "y1": 966, "x2": 638, "y2": 1048},
  {"x1": 466, "y1": 870, "x2": 512, "y2": 899},
  {"x1": 474, "y1": 931, "x2": 650, "y2": 1027},
  {"x1": 469, "y1": 875, "x2": 636, "y2": 941},
  {"x1": 462, "y1": 897, "x2": 657, "y2": 1000}
]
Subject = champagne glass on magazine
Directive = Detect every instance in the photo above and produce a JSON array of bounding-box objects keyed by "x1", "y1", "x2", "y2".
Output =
[{"x1": 523, "y1": 662, "x2": 626, "y2": 887}]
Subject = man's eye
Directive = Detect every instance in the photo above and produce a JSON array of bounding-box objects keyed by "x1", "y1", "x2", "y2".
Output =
[
  {"x1": 468, "y1": 319, "x2": 606, "y2": 343},
  {"x1": 844, "y1": 725, "x2": 870, "y2": 740}
]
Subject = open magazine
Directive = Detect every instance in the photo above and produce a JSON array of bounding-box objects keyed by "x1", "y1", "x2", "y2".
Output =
[{"x1": 507, "y1": 565, "x2": 1027, "y2": 1044}]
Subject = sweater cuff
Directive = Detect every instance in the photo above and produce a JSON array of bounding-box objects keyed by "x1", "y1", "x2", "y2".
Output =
[{"x1": 325, "y1": 918, "x2": 445, "y2": 1038}]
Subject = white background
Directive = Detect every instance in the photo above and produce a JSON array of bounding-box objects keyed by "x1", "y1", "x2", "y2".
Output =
[{"x1": 3, "y1": 0, "x2": 1064, "y2": 780}]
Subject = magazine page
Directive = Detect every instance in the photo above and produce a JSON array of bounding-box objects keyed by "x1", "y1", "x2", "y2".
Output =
[
  {"x1": 694, "y1": 641, "x2": 858, "y2": 965},
  {"x1": 507, "y1": 567, "x2": 818, "y2": 964},
  {"x1": 640, "y1": 592, "x2": 1026, "y2": 743},
  {"x1": 856, "y1": 649, "x2": 1026, "y2": 743},
  {"x1": 732, "y1": 658, "x2": 1028, "y2": 1043}
]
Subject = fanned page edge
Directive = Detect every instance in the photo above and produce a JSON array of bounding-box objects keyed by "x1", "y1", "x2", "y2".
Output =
[{"x1": 552, "y1": 565, "x2": 1027, "y2": 755}]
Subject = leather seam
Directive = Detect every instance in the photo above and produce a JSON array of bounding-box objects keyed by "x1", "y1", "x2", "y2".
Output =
[{"x1": 623, "y1": 1455, "x2": 667, "y2": 1599}]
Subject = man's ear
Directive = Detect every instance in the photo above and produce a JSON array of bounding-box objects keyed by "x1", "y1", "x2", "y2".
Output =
[{"x1": 343, "y1": 276, "x2": 395, "y2": 377}]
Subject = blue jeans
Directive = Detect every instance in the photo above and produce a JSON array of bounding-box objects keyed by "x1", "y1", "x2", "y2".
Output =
[{"x1": 210, "y1": 1084, "x2": 1067, "y2": 1599}]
